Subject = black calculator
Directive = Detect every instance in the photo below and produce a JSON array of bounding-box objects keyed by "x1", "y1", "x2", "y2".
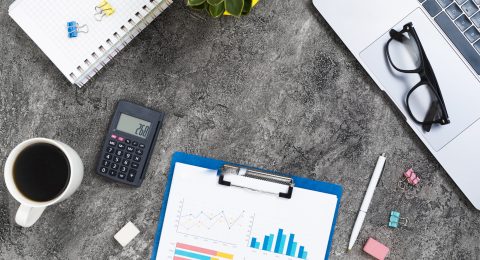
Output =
[{"x1": 96, "y1": 100, "x2": 164, "y2": 186}]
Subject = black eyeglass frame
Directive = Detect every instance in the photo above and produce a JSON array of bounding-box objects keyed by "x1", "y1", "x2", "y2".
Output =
[{"x1": 385, "y1": 22, "x2": 450, "y2": 130}]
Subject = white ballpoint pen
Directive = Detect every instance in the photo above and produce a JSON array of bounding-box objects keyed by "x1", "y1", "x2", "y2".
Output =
[{"x1": 348, "y1": 153, "x2": 387, "y2": 251}]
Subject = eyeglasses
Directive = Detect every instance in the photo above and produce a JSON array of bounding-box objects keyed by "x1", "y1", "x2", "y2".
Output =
[{"x1": 385, "y1": 22, "x2": 450, "y2": 132}]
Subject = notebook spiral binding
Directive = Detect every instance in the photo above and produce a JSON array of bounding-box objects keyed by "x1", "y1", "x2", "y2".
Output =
[
  {"x1": 70, "y1": 0, "x2": 173, "y2": 87},
  {"x1": 218, "y1": 164, "x2": 295, "y2": 199}
]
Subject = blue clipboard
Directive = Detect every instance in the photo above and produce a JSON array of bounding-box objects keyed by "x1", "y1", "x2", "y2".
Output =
[{"x1": 151, "y1": 152, "x2": 343, "y2": 260}]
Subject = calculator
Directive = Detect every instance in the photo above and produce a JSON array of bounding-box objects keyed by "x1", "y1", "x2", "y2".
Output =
[{"x1": 96, "y1": 100, "x2": 164, "y2": 186}]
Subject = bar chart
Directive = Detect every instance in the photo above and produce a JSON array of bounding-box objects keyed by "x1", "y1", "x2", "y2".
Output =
[
  {"x1": 173, "y1": 243, "x2": 234, "y2": 260},
  {"x1": 249, "y1": 229, "x2": 308, "y2": 259}
]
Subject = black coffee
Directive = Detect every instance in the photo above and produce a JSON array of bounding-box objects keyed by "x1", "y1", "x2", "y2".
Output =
[{"x1": 13, "y1": 143, "x2": 70, "y2": 202}]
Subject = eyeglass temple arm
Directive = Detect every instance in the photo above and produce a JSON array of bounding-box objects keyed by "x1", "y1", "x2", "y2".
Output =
[{"x1": 422, "y1": 101, "x2": 440, "y2": 132}]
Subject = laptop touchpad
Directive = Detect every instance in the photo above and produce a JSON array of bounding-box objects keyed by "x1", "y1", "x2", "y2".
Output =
[{"x1": 360, "y1": 9, "x2": 480, "y2": 151}]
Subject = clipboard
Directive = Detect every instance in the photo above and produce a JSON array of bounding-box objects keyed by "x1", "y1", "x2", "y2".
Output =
[{"x1": 151, "y1": 152, "x2": 343, "y2": 260}]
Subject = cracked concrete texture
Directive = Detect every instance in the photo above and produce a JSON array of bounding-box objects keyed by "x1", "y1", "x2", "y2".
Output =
[{"x1": 1, "y1": 0, "x2": 479, "y2": 259}]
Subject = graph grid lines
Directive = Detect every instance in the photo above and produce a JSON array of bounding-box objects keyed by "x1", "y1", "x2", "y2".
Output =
[{"x1": 175, "y1": 199, "x2": 254, "y2": 246}]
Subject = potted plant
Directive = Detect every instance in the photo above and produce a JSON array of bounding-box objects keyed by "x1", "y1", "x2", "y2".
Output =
[{"x1": 187, "y1": 0, "x2": 259, "y2": 18}]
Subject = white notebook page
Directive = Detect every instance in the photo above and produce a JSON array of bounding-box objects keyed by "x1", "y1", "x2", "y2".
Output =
[
  {"x1": 156, "y1": 163, "x2": 338, "y2": 260},
  {"x1": 9, "y1": 0, "x2": 166, "y2": 84}
]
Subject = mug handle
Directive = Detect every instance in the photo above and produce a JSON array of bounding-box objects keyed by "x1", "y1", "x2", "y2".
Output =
[{"x1": 15, "y1": 204, "x2": 46, "y2": 227}]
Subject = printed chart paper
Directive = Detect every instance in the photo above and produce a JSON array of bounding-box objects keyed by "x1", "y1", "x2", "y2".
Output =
[{"x1": 156, "y1": 163, "x2": 338, "y2": 260}]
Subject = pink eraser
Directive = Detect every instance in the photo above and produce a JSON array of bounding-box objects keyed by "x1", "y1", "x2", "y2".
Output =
[{"x1": 363, "y1": 238, "x2": 389, "y2": 260}]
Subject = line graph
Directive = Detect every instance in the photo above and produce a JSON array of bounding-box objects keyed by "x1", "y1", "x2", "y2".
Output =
[
  {"x1": 175, "y1": 199, "x2": 255, "y2": 245},
  {"x1": 179, "y1": 210, "x2": 246, "y2": 231}
]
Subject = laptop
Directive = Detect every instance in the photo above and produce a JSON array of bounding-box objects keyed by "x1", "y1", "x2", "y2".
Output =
[{"x1": 313, "y1": 0, "x2": 480, "y2": 209}]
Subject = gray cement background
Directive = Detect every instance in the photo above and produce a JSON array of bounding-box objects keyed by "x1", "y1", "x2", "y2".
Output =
[{"x1": 1, "y1": 0, "x2": 479, "y2": 259}]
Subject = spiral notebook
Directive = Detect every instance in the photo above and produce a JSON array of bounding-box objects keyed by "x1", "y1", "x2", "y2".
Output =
[{"x1": 9, "y1": 0, "x2": 172, "y2": 87}]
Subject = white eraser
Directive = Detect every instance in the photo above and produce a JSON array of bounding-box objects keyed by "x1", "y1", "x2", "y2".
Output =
[{"x1": 114, "y1": 221, "x2": 140, "y2": 247}]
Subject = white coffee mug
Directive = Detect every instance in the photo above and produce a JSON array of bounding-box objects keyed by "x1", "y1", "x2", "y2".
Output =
[{"x1": 4, "y1": 138, "x2": 84, "y2": 227}]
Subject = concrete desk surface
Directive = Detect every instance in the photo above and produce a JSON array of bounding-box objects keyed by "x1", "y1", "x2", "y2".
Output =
[{"x1": 1, "y1": 0, "x2": 479, "y2": 259}]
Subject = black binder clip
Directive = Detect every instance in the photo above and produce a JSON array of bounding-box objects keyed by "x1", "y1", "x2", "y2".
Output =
[{"x1": 218, "y1": 165, "x2": 294, "y2": 199}]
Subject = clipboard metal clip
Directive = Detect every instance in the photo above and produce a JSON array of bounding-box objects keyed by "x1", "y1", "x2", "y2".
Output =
[{"x1": 218, "y1": 164, "x2": 294, "y2": 199}]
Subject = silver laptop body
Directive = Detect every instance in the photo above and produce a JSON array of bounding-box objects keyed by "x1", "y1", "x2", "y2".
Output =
[{"x1": 314, "y1": 0, "x2": 480, "y2": 209}]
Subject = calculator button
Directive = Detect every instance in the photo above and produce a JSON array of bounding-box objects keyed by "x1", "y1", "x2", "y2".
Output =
[
  {"x1": 131, "y1": 162, "x2": 139, "y2": 169},
  {"x1": 117, "y1": 143, "x2": 126, "y2": 150},
  {"x1": 127, "y1": 173, "x2": 136, "y2": 182},
  {"x1": 136, "y1": 149, "x2": 143, "y2": 155},
  {"x1": 125, "y1": 153, "x2": 132, "y2": 159},
  {"x1": 139, "y1": 143, "x2": 145, "y2": 149},
  {"x1": 106, "y1": 147, "x2": 115, "y2": 153},
  {"x1": 100, "y1": 167, "x2": 108, "y2": 174},
  {"x1": 102, "y1": 160, "x2": 110, "y2": 167},
  {"x1": 118, "y1": 136, "x2": 125, "y2": 142},
  {"x1": 122, "y1": 159, "x2": 130, "y2": 166},
  {"x1": 120, "y1": 166, "x2": 128, "y2": 173},
  {"x1": 109, "y1": 170, "x2": 117, "y2": 176},
  {"x1": 132, "y1": 141, "x2": 138, "y2": 146},
  {"x1": 113, "y1": 156, "x2": 121, "y2": 163},
  {"x1": 108, "y1": 140, "x2": 116, "y2": 146},
  {"x1": 129, "y1": 169, "x2": 137, "y2": 174},
  {"x1": 104, "y1": 154, "x2": 113, "y2": 160},
  {"x1": 125, "y1": 139, "x2": 131, "y2": 144},
  {"x1": 133, "y1": 155, "x2": 141, "y2": 162},
  {"x1": 118, "y1": 173, "x2": 126, "y2": 179},
  {"x1": 126, "y1": 146, "x2": 134, "y2": 152},
  {"x1": 111, "y1": 134, "x2": 118, "y2": 139},
  {"x1": 111, "y1": 163, "x2": 119, "y2": 170},
  {"x1": 115, "y1": 150, "x2": 123, "y2": 156}
]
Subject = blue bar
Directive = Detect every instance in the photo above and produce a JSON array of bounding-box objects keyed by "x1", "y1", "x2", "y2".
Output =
[
  {"x1": 286, "y1": 234, "x2": 295, "y2": 256},
  {"x1": 175, "y1": 249, "x2": 210, "y2": 260},
  {"x1": 278, "y1": 234, "x2": 286, "y2": 254},
  {"x1": 298, "y1": 246, "x2": 305, "y2": 258},
  {"x1": 266, "y1": 234, "x2": 274, "y2": 251},
  {"x1": 255, "y1": 241, "x2": 260, "y2": 249},
  {"x1": 289, "y1": 242, "x2": 297, "y2": 257},
  {"x1": 302, "y1": 251, "x2": 308, "y2": 259},
  {"x1": 250, "y1": 237, "x2": 257, "y2": 248},
  {"x1": 262, "y1": 235, "x2": 270, "y2": 251},
  {"x1": 274, "y1": 229, "x2": 284, "y2": 253}
]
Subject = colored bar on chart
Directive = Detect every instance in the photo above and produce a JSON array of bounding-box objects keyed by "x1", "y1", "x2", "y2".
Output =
[
  {"x1": 175, "y1": 243, "x2": 234, "y2": 260},
  {"x1": 173, "y1": 257, "x2": 190, "y2": 260},
  {"x1": 274, "y1": 229, "x2": 284, "y2": 253},
  {"x1": 175, "y1": 249, "x2": 210, "y2": 260},
  {"x1": 262, "y1": 235, "x2": 270, "y2": 251},
  {"x1": 266, "y1": 234, "x2": 274, "y2": 251},
  {"x1": 286, "y1": 234, "x2": 295, "y2": 256},
  {"x1": 298, "y1": 246, "x2": 305, "y2": 258},
  {"x1": 250, "y1": 237, "x2": 258, "y2": 248},
  {"x1": 255, "y1": 241, "x2": 260, "y2": 249},
  {"x1": 217, "y1": 252, "x2": 234, "y2": 259},
  {"x1": 289, "y1": 242, "x2": 298, "y2": 257},
  {"x1": 303, "y1": 252, "x2": 308, "y2": 259},
  {"x1": 278, "y1": 234, "x2": 286, "y2": 254}
]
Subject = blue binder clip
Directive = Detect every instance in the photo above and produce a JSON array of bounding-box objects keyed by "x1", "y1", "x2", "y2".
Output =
[
  {"x1": 388, "y1": 211, "x2": 408, "y2": 228},
  {"x1": 67, "y1": 21, "x2": 88, "y2": 38}
]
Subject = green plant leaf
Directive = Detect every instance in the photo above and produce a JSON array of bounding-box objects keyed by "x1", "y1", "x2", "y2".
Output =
[
  {"x1": 207, "y1": 0, "x2": 224, "y2": 6},
  {"x1": 190, "y1": 2, "x2": 206, "y2": 10},
  {"x1": 241, "y1": 0, "x2": 252, "y2": 14},
  {"x1": 225, "y1": 0, "x2": 244, "y2": 17},
  {"x1": 187, "y1": 0, "x2": 206, "y2": 7},
  {"x1": 208, "y1": 3, "x2": 225, "y2": 17}
]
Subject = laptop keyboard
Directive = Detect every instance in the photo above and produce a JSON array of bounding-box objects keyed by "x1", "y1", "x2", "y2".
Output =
[{"x1": 420, "y1": 0, "x2": 480, "y2": 74}]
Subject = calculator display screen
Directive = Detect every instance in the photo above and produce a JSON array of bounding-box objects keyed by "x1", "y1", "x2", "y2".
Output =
[{"x1": 116, "y1": 113, "x2": 151, "y2": 139}]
